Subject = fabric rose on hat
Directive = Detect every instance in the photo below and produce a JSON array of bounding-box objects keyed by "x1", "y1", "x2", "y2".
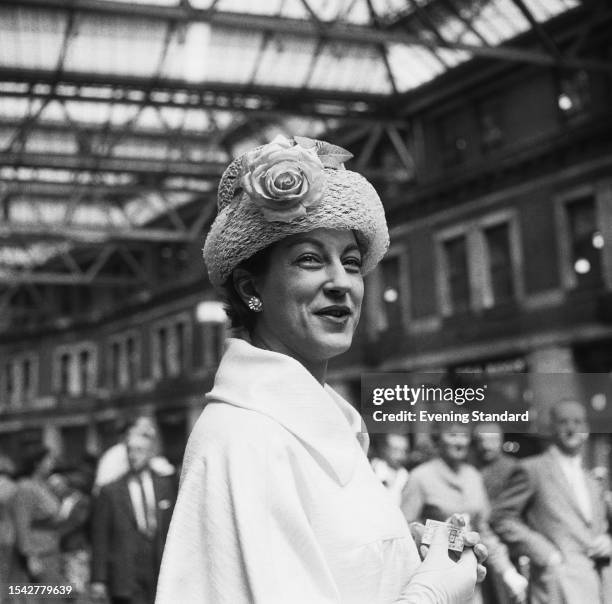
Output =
[{"x1": 240, "y1": 136, "x2": 326, "y2": 223}]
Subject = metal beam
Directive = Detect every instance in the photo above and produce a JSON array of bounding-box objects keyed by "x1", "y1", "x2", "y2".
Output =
[
  {"x1": 0, "y1": 179, "x2": 211, "y2": 197},
  {"x1": 510, "y1": 0, "x2": 564, "y2": 61},
  {"x1": 0, "y1": 116, "x2": 223, "y2": 149},
  {"x1": 5, "y1": 0, "x2": 611, "y2": 72},
  {"x1": 0, "y1": 70, "x2": 394, "y2": 122},
  {"x1": 0, "y1": 223, "x2": 192, "y2": 243},
  {"x1": 0, "y1": 270, "x2": 143, "y2": 286},
  {"x1": 0, "y1": 151, "x2": 225, "y2": 178}
]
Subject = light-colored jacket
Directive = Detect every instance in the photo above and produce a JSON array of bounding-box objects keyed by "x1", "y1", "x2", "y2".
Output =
[
  {"x1": 156, "y1": 338, "x2": 427, "y2": 604},
  {"x1": 491, "y1": 448, "x2": 612, "y2": 604}
]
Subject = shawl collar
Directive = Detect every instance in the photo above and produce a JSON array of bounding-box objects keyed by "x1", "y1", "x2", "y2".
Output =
[{"x1": 206, "y1": 338, "x2": 366, "y2": 486}]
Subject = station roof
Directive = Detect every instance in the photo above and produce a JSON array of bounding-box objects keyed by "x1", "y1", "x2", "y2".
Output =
[{"x1": 0, "y1": 0, "x2": 600, "y2": 299}]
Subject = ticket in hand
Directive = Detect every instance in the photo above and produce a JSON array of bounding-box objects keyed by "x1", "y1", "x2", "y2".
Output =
[{"x1": 421, "y1": 519, "x2": 465, "y2": 552}]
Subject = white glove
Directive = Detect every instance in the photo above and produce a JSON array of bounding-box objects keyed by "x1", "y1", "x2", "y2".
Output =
[
  {"x1": 399, "y1": 524, "x2": 478, "y2": 604},
  {"x1": 502, "y1": 567, "x2": 528, "y2": 603}
]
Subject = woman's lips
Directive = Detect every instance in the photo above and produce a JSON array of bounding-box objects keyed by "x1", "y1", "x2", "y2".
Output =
[{"x1": 314, "y1": 306, "x2": 352, "y2": 326}]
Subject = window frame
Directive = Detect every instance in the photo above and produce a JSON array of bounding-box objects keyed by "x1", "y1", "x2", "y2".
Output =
[
  {"x1": 435, "y1": 209, "x2": 524, "y2": 316},
  {"x1": 554, "y1": 184, "x2": 612, "y2": 291}
]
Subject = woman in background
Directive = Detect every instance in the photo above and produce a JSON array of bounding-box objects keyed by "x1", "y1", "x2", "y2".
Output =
[
  {"x1": 0, "y1": 454, "x2": 17, "y2": 604},
  {"x1": 401, "y1": 422, "x2": 527, "y2": 603},
  {"x1": 157, "y1": 135, "x2": 486, "y2": 604},
  {"x1": 11, "y1": 445, "x2": 65, "y2": 602}
]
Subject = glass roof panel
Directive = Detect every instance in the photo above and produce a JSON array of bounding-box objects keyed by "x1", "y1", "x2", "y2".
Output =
[
  {"x1": 308, "y1": 42, "x2": 391, "y2": 93},
  {"x1": 0, "y1": 243, "x2": 72, "y2": 268},
  {"x1": 71, "y1": 204, "x2": 114, "y2": 227},
  {"x1": 24, "y1": 131, "x2": 78, "y2": 155},
  {"x1": 161, "y1": 23, "x2": 211, "y2": 83},
  {"x1": 252, "y1": 35, "x2": 318, "y2": 89},
  {"x1": 0, "y1": 8, "x2": 66, "y2": 71},
  {"x1": 213, "y1": 0, "x2": 285, "y2": 16},
  {"x1": 388, "y1": 44, "x2": 446, "y2": 92},
  {"x1": 11, "y1": 197, "x2": 63, "y2": 225},
  {"x1": 0, "y1": 128, "x2": 17, "y2": 149},
  {"x1": 205, "y1": 27, "x2": 264, "y2": 83},
  {"x1": 64, "y1": 15, "x2": 167, "y2": 77},
  {"x1": 99, "y1": 0, "x2": 179, "y2": 4},
  {"x1": 0, "y1": 98, "x2": 30, "y2": 121}
]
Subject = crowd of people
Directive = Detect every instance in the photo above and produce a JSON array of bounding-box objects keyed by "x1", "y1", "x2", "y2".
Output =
[
  {"x1": 371, "y1": 400, "x2": 612, "y2": 603},
  {"x1": 0, "y1": 417, "x2": 177, "y2": 604},
  {"x1": 0, "y1": 399, "x2": 609, "y2": 604}
]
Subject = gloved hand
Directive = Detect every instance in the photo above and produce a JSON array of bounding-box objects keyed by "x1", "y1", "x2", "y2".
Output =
[
  {"x1": 410, "y1": 514, "x2": 487, "y2": 584},
  {"x1": 502, "y1": 567, "x2": 528, "y2": 603},
  {"x1": 400, "y1": 524, "x2": 479, "y2": 603}
]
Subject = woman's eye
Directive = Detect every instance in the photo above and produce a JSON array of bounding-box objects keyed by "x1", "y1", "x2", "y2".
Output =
[
  {"x1": 297, "y1": 253, "x2": 321, "y2": 265},
  {"x1": 343, "y1": 257, "x2": 363, "y2": 271}
]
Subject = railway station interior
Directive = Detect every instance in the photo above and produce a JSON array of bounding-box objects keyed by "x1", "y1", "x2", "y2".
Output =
[{"x1": 1, "y1": 0, "x2": 612, "y2": 477}]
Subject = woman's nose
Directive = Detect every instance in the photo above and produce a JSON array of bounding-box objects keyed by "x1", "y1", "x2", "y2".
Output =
[{"x1": 323, "y1": 259, "x2": 352, "y2": 295}]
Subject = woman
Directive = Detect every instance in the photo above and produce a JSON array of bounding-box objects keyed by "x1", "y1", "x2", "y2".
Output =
[
  {"x1": 0, "y1": 455, "x2": 18, "y2": 604},
  {"x1": 11, "y1": 445, "x2": 65, "y2": 602},
  {"x1": 156, "y1": 135, "x2": 485, "y2": 603},
  {"x1": 48, "y1": 470, "x2": 92, "y2": 599},
  {"x1": 401, "y1": 422, "x2": 527, "y2": 603}
]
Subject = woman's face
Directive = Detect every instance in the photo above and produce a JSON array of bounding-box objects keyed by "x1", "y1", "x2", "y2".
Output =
[
  {"x1": 252, "y1": 227, "x2": 364, "y2": 366},
  {"x1": 439, "y1": 424, "x2": 471, "y2": 464}
]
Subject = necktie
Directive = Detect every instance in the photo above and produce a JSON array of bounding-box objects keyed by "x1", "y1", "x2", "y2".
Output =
[{"x1": 134, "y1": 471, "x2": 157, "y2": 538}]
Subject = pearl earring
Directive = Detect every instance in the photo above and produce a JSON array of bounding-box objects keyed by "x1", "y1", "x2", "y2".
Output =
[{"x1": 247, "y1": 296, "x2": 263, "y2": 312}]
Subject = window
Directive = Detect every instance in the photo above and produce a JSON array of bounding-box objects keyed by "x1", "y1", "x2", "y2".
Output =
[
  {"x1": 380, "y1": 255, "x2": 403, "y2": 329},
  {"x1": 110, "y1": 341, "x2": 121, "y2": 390},
  {"x1": 443, "y1": 235, "x2": 471, "y2": 314},
  {"x1": 558, "y1": 70, "x2": 591, "y2": 121},
  {"x1": 54, "y1": 344, "x2": 97, "y2": 396},
  {"x1": 3, "y1": 362, "x2": 13, "y2": 408},
  {"x1": 436, "y1": 212, "x2": 523, "y2": 316},
  {"x1": 59, "y1": 353, "x2": 71, "y2": 395},
  {"x1": 22, "y1": 358, "x2": 31, "y2": 398},
  {"x1": 152, "y1": 314, "x2": 191, "y2": 380},
  {"x1": 484, "y1": 223, "x2": 515, "y2": 305},
  {"x1": 558, "y1": 194, "x2": 604, "y2": 290},
  {"x1": 436, "y1": 110, "x2": 470, "y2": 167},
  {"x1": 157, "y1": 326, "x2": 168, "y2": 378},
  {"x1": 126, "y1": 336, "x2": 137, "y2": 389},
  {"x1": 478, "y1": 100, "x2": 503, "y2": 152},
  {"x1": 79, "y1": 349, "x2": 91, "y2": 394},
  {"x1": 175, "y1": 321, "x2": 185, "y2": 374},
  {"x1": 108, "y1": 332, "x2": 140, "y2": 392},
  {"x1": 1, "y1": 354, "x2": 38, "y2": 408}
]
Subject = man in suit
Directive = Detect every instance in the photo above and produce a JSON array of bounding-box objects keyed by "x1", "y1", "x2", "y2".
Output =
[
  {"x1": 491, "y1": 399, "x2": 612, "y2": 604},
  {"x1": 91, "y1": 430, "x2": 176, "y2": 604},
  {"x1": 473, "y1": 422, "x2": 517, "y2": 505}
]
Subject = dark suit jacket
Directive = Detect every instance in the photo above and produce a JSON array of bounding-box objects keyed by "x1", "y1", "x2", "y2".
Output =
[
  {"x1": 478, "y1": 453, "x2": 517, "y2": 505},
  {"x1": 57, "y1": 492, "x2": 90, "y2": 552},
  {"x1": 91, "y1": 470, "x2": 176, "y2": 599},
  {"x1": 491, "y1": 448, "x2": 612, "y2": 604}
]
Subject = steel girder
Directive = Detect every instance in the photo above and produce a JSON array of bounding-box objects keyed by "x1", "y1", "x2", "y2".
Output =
[{"x1": 6, "y1": 0, "x2": 612, "y2": 73}]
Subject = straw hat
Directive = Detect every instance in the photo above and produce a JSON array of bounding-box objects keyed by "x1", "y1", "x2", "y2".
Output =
[{"x1": 203, "y1": 135, "x2": 389, "y2": 287}]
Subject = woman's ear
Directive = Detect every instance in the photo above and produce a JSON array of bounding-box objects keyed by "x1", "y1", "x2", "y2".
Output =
[{"x1": 232, "y1": 268, "x2": 259, "y2": 306}]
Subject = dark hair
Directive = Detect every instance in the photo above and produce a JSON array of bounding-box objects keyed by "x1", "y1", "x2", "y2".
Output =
[
  {"x1": 20, "y1": 444, "x2": 50, "y2": 477},
  {"x1": 220, "y1": 245, "x2": 274, "y2": 334}
]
